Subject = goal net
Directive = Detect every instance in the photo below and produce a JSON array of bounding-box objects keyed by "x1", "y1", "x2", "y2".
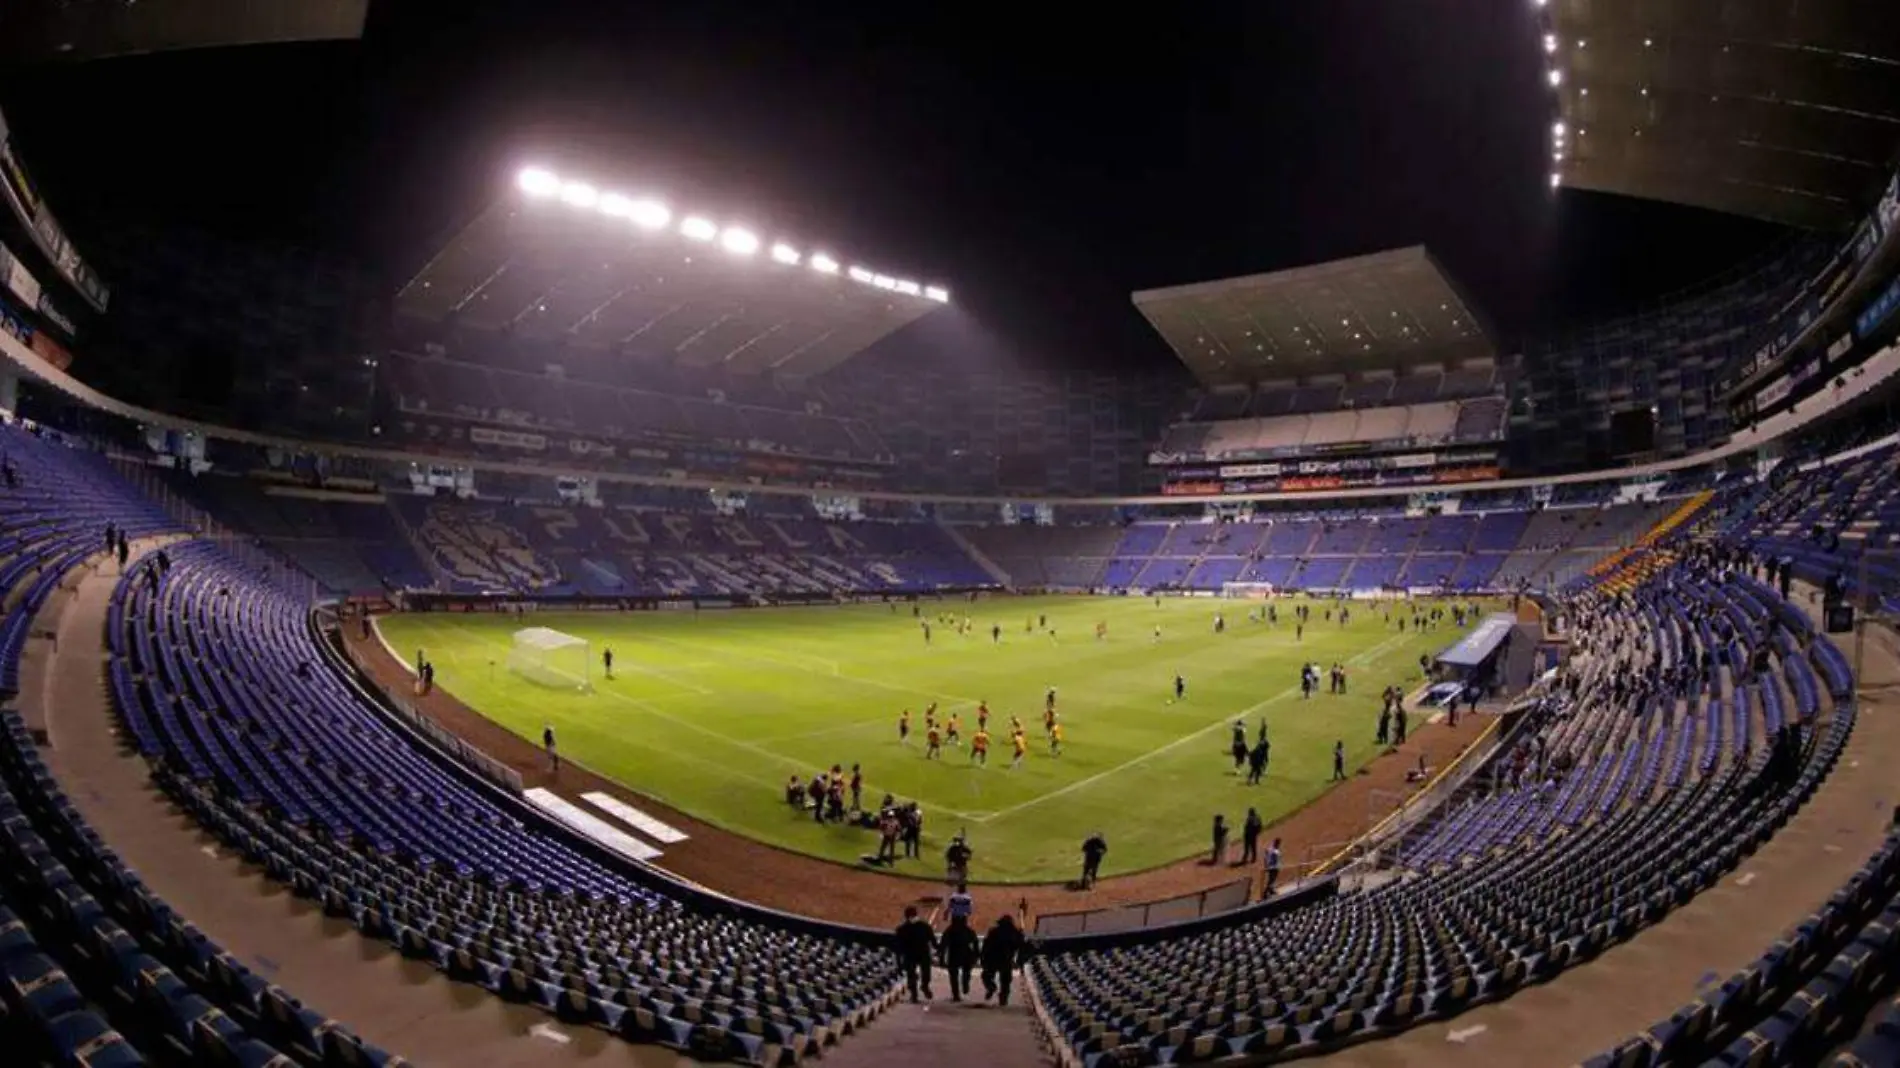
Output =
[
  {"x1": 507, "y1": 627, "x2": 592, "y2": 691},
  {"x1": 1221, "y1": 581, "x2": 1277, "y2": 599}
]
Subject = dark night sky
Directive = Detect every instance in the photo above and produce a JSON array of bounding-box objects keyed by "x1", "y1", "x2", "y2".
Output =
[{"x1": 0, "y1": 0, "x2": 1791, "y2": 375}]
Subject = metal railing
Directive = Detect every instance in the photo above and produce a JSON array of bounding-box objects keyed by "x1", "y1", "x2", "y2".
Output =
[{"x1": 1033, "y1": 876, "x2": 1252, "y2": 937}]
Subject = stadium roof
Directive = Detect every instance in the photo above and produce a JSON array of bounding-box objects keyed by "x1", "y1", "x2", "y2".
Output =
[
  {"x1": 1130, "y1": 247, "x2": 1495, "y2": 388},
  {"x1": 395, "y1": 167, "x2": 948, "y2": 378},
  {"x1": 1541, "y1": 0, "x2": 1900, "y2": 231},
  {"x1": 0, "y1": 0, "x2": 368, "y2": 64}
]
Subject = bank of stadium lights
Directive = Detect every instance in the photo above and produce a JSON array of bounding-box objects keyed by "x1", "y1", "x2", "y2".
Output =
[{"x1": 514, "y1": 166, "x2": 949, "y2": 303}]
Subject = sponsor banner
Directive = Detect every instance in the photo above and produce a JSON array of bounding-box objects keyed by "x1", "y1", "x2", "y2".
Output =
[
  {"x1": 468, "y1": 425, "x2": 547, "y2": 451},
  {"x1": 0, "y1": 113, "x2": 107, "y2": 311},
  {"x1": 1879, "y1": 171, "x2": 1900, "y2": 240},
  {"x1": 0, "y1": 242, "x2": 38, "y2": 309},
  {"x1": 35, "y1": 292, "x2": 72, "y2": 336},
  {"x1": 1162, "y1": 480, "x2": 1221, "y2": 496},
  {"x1": 1389, "y1": 452, "x2": 1437, "y2": 469},
  {"x1": 1433, "y1": 466, "x2": 1500, "y2": 484},
  {"x1": 1858, "y1": 275, "x2": 1900, "y2": 339},
  {"x1": 1828, "y1": 333, "x2": 1854, "y2": 360},
  {"x1": 28, "y1": 329, "x2": 70, "y2": 371},
  {"x1": 1853, "y1": 219, "x2": 1880, "y2": 265},
  {"x1": 0, "y1": 296, "x2": 29, "y2": 345},
  {"x1": 1280, "y1": 475, "x2": 1344, "y2": 492},
  {"x1": 1172, "y1": 466, "x2": 1221, "y2": 479},
  {"x1": 1755, "y1": 375, "x2": 1792, "y2": 410}
]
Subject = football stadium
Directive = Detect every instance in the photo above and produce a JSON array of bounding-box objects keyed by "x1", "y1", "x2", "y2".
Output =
[{"x1": 1, "y1": 2, "x2": 1899, "y2": 1066}]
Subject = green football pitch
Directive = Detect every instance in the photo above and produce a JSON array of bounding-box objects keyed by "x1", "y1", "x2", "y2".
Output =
[{"x1": 378, "y1": 595, "x2": 1481, "y2": 883}]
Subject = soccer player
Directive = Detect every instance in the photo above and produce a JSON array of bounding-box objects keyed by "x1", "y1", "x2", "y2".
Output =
[
  {"x1": 1332, "y1": 740, "x2": 1346, "y2": 781},
  {"x1": 946, "y1": 713, "x2": 962, "y2": 747},
  {"x1": 1049, "y1": 720, "x2": 1064, "y2": 757},
  {"x1": 925, "y1": 722, "x2": 943, "y2": 760},
  {"x1": 1095, "y1": 621, "x2": 1107, "y2": 641},
  {"x1": 1153, "y1": 624, "x2": 1162, "y2": 643},
  {"x1": 991, "y1": 623, "x2": 1001, "y2": 644},
  {"x1": 899, "y1": 709, "x2": 912, "y2": 745},
  {"x1": 922, "y1": 621, "x2": 932, "y2": 644},
  {"x1": 1174, "y1": 673, "x2": 1186, "y2": 702},
  {"x1": 1045, "y1": 687, "x2": 1057, "y2": 714},
  {"x1": 602, "y1": 647, "x2": 614, "y2": 680},
  {"x1": 977, "y1": 701, "x2": 990, "y2": 732},
  {"x1": 971, "y1": 727, "x2": 991, "y2": 766},
  {"x1": 1010, "y1": 728, "x2": 1028, "y2": 770},
  {"x1": 1009, "y1": 714, "x2": 1024, "y2": 736}
]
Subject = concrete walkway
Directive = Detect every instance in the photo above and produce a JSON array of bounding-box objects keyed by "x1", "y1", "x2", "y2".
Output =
[{"x1": 28, "y1": 549, "x2": 694, "y2": 1067}]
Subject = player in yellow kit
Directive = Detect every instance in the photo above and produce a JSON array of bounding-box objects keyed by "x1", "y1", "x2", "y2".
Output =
[
  {"x1": 1010, "y1": 728, "x2": 1028, "y2": 770},
  {"x1": 945, "y1": 713, "x2": 962, "y2": 747},
  {"x1": 925, "y1": 722, "x2": 942, "y2": 760},
  {"x1": 1050, "y1": 720, "x2": 1064, "y2": 757},
  {"x1": 898, "y1": 709, "x2": 911, "y2": 745},
  {"x1": 971, "y1": 728, "x2": 990, "y2": 766}
]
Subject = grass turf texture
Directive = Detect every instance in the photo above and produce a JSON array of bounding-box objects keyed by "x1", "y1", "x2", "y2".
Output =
[{"x1": 379, "y1": 595, "x2": 1487, "y2": 883}]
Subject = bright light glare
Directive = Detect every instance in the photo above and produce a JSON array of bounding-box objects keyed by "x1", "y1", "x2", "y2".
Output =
[
  {"x1": 1543, "y1": 34, "x2": 1557, "y2": 53},
  {"x1": 1548, "y1": 69, "x2": 1563, "y2": 87},
  {"x1": 560, "y1": 182, "x2": 598, "y2": 208},
  {"x1": 510, "y1": 167, "x2": 945, "y2": 302},
  {"x1": 518, "y1": 168, "x2": 561, "y2": 197},
  {"x1": 1550, "y1": 172, "x2": 1561, "y2": 189},
  {"x1": 628, "y1": 199, "x2": 670, "y2": 230},
  {"x1": 1552, "y1": 121, "x2": 1566, "y2": 139}
]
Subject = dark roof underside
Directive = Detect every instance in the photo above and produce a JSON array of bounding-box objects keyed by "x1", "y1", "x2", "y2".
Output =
[
  {"x1": 1546, "y1": 0, "x2": 1900, "y2": 230},
  {"x1": 0, "y1": 0, "x2": 368, "y2": 63},
  {"x1": 396, "y1": 199, "x2": 940, "y2": 378},
  {"x1": 1130, "y1": 247, "x2": 1495, "y2": 387}
]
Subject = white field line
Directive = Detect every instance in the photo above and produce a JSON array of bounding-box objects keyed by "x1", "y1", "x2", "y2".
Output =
[
  {"x1": 639, "y1": 632, "x2": 983, "y2": 708},
  {"x1": 436, "y1": 621, "x2": 990, "y2": 818},
  {"x1": 967, "y1": 637, "x2": 1420, "y2": 825}
]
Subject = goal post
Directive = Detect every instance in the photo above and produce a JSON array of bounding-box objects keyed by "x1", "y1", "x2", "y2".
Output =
[
  {"x1": 1221, "y1": 581, "x2": 1277, "y2": 599},
  {"x1": 507, "y1": 627, "x2": 592, "y2": 691}
]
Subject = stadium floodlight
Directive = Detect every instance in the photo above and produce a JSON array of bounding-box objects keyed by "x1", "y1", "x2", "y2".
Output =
[
  {"x1": 1550, "y1": 172, "x2": 1562, "y2": 189},
  {"x1": 1543, "y1": 33, "x2": 1557, "y2": 53},
  {"x1": 924, "y1": 286, "x2": 950, "y2": 303},
  {"x1": 770, "y1": 242, "x2": 801, "y2": 265},
  {"x1": 847, "y1": 266, "x2": 874, "y2": 283},
  {"x1": 628, "y1": 199, "x2": 671, "y2": 230},
  {"x1": 1553, "y1": 121, "x2": 1566, "y2": 139},
  {"x1": 1548, "y1": 69, "x2": 1563, "y2": 87},
  {"x1": 810, "y1": 253, "x2": 840, "y2": 274},
  {"x1": 517, "y1": 167, "x2": 561, "y2": 197},
  {"x1": 894, "y1": 279, "x2": 921, "y2": 296},
  {"x1": 720, "y1": 226, "x2": 760, "y2": 255},
  {"x1": 680, "y1": 216, "x2": 718, "y2": 241},
  {"x1": 871, "y1": 274, "x2": 897, "y2": 290},
  {"x1": 597, "y1": 192, "x2": 633, "y2": 218},
  {"x1": 560, "y1": 181, "x2": 599, "y2": 209}
]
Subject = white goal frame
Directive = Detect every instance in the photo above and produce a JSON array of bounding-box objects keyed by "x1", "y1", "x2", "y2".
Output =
[
  {"x1": 1221, "y1": 581, "x2": 1278, "y2": 599},
  {"x1": 507, "y1": 627, "x2": 593, "y2": 691}
]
